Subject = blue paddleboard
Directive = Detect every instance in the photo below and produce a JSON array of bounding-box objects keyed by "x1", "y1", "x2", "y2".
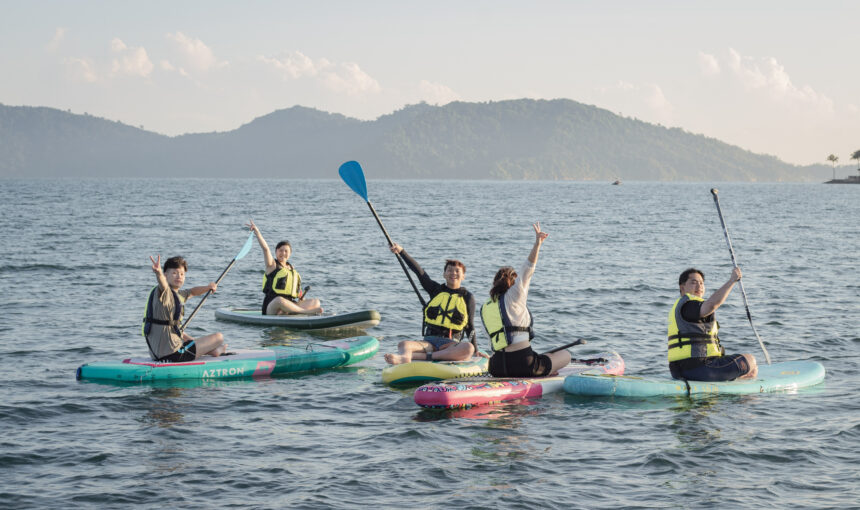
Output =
[{"x1": 563, "y1": 360, "x2": 825, "y2": 397}]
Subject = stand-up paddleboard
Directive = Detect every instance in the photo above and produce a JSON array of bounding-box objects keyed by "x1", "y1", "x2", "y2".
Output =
[
  {"x1": 77, "y1": 336, "x2": 379, "y2": 383},
  {"x1": 382, "y1": 355, "x2": 489, "y2": 385},
  {"x1": 215, "y1": 308, "x2": 380, "y2": 331},
  {"x1": 414, "y1": 352, "x2": 624, "y2": 409},
  {"x1": 563, "y1": 360, "x2": 825, "y2": 397}
]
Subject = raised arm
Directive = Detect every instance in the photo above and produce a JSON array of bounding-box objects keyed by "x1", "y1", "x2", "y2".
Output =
[
  {"x1": 390, "y1": 243, "x2": 437, "y2": 294},
  {"x1": 527, "y1": 222, "x2": 548, "y2": 265},
  {"x1": 700, "y1": 266, "x2": 742, "y2": 317},
  {"x1": 150, "y1": 255, "x2": 168, "y2": 290},
  {"x1": 246, "y1": 219, "x2": 276, "y2": 271}
]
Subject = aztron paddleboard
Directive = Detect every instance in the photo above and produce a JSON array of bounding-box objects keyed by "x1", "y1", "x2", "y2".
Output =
[{"x1": 77, "y1": 336, "x2": 379, "y2": 383}]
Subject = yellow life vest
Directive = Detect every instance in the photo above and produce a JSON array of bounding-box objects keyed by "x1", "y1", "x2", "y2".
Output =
[
  {"x1": 480, "y1": 293, "x2": 533, "y2": 352},
  {"x1": 423, "y1": 290, "x2": 468, "y2": 336},
  {"x1": 667, "y1": 293, "x2": 723, "y2": 362},
  {"x1": 262, "y1": 264, "x2": 301, "y2": 300}
]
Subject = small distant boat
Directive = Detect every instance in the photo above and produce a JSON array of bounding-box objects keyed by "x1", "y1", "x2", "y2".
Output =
[{"x1": 612, "y1": 178, "x2": 622, "y2": 185}]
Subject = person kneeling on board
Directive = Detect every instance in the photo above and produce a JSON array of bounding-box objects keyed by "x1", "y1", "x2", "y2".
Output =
[
  {"x1": 481, "y1": 222, "x2": 571, "y2": 377},
  {"x1": 247, "y1": 220, "x2": 323, "y2": 315},
  {"x1": 143, "y1": 255, "x2": 227, "y2": 362},
  {"x1": 383, "y1": 243, "x2": 478, "y2": 365},
  {"x1": 668, "y1": 267, "x2": 758, "y2": 381}
]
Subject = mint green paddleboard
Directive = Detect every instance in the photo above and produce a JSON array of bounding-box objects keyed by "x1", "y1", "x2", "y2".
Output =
[
  {"x1": 563, "y1": 360, "x2": 825, "y2": 397},
  {"x1": 77, "y1": 336, "x2": 379, "y2": 383}
]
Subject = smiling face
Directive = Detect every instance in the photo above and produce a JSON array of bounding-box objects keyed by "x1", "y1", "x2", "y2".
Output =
[
  {"x1": 443, "y1": 263, "x2": 465, "y2": 289},
  {"x1": 680, "y1": 272, "x2": 705, "y2": 297},
  {"x1": 275, "y1": 244, "x2": 292, "y2": 264},
  {"x1": 164, "y1": 267, "x2": 186, "y2": 290}
]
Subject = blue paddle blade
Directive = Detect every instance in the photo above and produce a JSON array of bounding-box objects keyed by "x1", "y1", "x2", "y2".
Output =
[
  {"x1": 235, "y1": 232, "x2": 255, "y2": 260},
  {"x1": 338, "y1": 160, "x2": 368, "y2": 201}
]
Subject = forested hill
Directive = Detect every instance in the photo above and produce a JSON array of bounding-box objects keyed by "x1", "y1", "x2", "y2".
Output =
[{"x1": 0, "y1": 99, "x2": 833, "y2": 181}]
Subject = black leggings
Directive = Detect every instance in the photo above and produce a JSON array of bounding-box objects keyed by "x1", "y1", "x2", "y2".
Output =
[{"x1": 489, "y1": 346, "x2": 552, "y2": 377}]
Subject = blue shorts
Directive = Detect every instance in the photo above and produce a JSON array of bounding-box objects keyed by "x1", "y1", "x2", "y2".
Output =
[
  {"x1": 423, "y1": 336, "x2": 459, "y2": 351},
  {"x1": 669, "y1": 354, "x2": 752, "y2": 382}
]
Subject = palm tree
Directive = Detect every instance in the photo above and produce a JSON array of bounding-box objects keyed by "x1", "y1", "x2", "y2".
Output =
[
  {"x1": 852, "y1": 149, "x2": 860, "y2": 177},
  {"x1": 827, "y1": 154, "x2": 839, "y2": 180}
]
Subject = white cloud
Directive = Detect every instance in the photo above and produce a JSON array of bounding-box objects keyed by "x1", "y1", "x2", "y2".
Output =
[
  {"x1": 259, "y1": 51, "x2": 380, "y2": 96},
  {"x1": 698, "y1": 51, "x2": 720, "y2": 76},
  {"x1": 644, "y1": 83, "x2": 672, "y2": 112},
  {"x1": 594, "y1": 80, "x2": 675, "y2": 123},
  {"x1": 418, "y1": 80, "x2": 460, "y2": 105},
  {"x1": 257, "y1": 51, "x2": 324, "y2": 79},
  {"x1": 321, "y1": 62, "x2": 380, "y2": 96},
  {"x1": 46, "y1": 27, "x2": 66, "y2": 52},
  {"x1": 720, "y1": 48, "x2": 833, "y2": 112},
  {"x1": 66, "y1": 57, "x2": 99, "y2": 83},
  {"x1": 166, "y1": 32, "x2": 227, "y2": 72},
  {"x1": 109, "y1": 38, "x2": 153, "y2": 78}
]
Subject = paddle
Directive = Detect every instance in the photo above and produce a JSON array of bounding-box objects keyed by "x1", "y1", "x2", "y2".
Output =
[
  {"x1": 338, "y1": 160, "x2": 427, "y2": 307},
  {"x1": 710, "y1": 189, "x2": 772, "y2": 365},
  {"x1": 181, "y1": 232, "x2": 255, "y2": 332},
  {"x1": 543, "y1": 338, "x2": 586, "y2": 354}
]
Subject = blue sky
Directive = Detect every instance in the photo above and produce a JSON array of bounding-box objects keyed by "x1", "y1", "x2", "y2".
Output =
[{"x1": 2, "y1": 0, "x2": 858, "y2": 166}]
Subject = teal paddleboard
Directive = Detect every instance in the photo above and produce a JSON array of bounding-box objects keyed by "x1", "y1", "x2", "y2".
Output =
[
  {"x1": 563, "y1": 360, "x2": 825, "y2": 397},
  {"x1": 77, "y1": 336, "x2": 379, "y2": 383}
]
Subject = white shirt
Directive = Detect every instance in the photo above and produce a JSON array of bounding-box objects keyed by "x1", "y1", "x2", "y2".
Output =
[{"x1": 504, "y1": 259, "x2": 536, "y2": 347}]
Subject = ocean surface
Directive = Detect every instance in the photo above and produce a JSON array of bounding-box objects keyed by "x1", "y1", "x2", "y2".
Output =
[{"x1": 0, "y1": 178, "x2": 857, "y2": 509}]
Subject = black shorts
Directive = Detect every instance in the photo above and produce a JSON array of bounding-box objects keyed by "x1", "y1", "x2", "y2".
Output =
[
  {"x1": 158, "y1": 340, "x2": 197, "y2": 363},
  {"x1": 669, "y1": 354, "x2": 752, "y2": 382},
  {"x1": 489, "y1": 345, "x2": 552, "y2": 378},
  {"x1": 262, "y1": 294, "x2": 297, "y2": 315}
]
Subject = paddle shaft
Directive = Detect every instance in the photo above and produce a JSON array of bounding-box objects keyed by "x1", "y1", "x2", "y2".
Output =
[
  {"x1": 181, "y1": 258, "x2": 237, "y2": 332},
  {"x1": 710, "y1": 189, "x2": 772, "y2": 364},
  {"x1": 365, "y1": 201, "x2": 427, "y2": 308},
  {"x1": 543, "y1": 338, "x2": 586, "y2": 354}
]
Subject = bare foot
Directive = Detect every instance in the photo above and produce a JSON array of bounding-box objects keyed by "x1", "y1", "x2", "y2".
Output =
[{"x1": 384, "y1": 352, "x2": 412, "y2": 365}]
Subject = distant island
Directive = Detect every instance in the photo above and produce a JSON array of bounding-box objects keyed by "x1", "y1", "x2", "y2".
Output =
[
  {"x1": 824, "y1": 151, "x2": 860, "y2": 184},
  {"x1": 0, "y1": 99, "x2": 847, "y2": 181},
  {"x1": 824, "y1": 175, "x2": 860, "y2": 184}
]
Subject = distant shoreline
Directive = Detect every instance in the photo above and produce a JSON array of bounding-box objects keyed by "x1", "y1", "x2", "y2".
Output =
[{"x1": 824, "y1": 175, "x2": 860, "y2": 184}]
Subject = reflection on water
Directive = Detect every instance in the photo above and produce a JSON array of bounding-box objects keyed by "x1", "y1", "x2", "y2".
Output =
[
  {"x1": 259, "y1": 325, "x2": 368, "y2": 346},
  {"x1": 139, "y1": 387, "x2": 187, "y2": 428}
]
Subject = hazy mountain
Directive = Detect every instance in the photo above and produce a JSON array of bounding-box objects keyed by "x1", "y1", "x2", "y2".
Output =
[{"x1": 0, "y1": 99, "x2": 840, "y2": 181}]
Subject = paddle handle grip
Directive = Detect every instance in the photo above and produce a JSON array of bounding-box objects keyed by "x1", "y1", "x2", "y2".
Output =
[
  {"x1": 366, "y1": 201, "x2": 428, "y2": 308},
  {"x1": 544, "y1": 338, "x2": 586, "y2": 354}
]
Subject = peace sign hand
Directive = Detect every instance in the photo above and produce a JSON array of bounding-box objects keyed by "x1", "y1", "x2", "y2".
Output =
[{"x1": 150, "y1": 255, "x2": 162, "y2": 274}]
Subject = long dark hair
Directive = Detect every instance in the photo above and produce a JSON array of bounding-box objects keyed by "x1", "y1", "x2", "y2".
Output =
[{"x1": 489, "y1": 266, "x2": 517, "y2": 300}]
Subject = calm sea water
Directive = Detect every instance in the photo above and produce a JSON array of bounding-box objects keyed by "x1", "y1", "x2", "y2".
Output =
[{"x1": 0, "y1": 178, "x2": 857, "y2": 509}]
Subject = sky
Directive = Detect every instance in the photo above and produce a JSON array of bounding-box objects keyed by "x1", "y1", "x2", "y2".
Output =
[{"x1": 1, "y1": 0, "x2": 858, "y2": 166}]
